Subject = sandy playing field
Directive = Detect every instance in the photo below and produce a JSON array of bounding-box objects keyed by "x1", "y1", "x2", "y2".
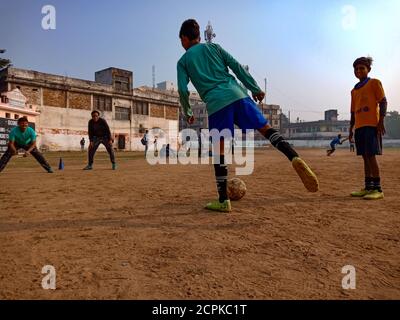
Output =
[{"x1": 0, "y1": 148, "x2": 399, "y2": 300}]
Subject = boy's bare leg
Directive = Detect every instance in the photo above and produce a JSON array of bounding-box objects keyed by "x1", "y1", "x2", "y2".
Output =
[
  {"x1": 258, "y1": 124, "x2": 272, "y2": 136},
  {"x1": 368, "y1": 155, "x2": 380, "y2": 177},
  {"x1": 362, "y1": 155, "x2": 372, "y2": 177}
]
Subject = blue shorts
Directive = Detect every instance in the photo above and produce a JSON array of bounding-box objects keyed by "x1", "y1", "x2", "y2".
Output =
[
  {"x1": 355, "y1": 126, "x2": 382, "y2": 156},
  {"x1": 208, "y1": 97, "x2": 268, "y2": 137}
]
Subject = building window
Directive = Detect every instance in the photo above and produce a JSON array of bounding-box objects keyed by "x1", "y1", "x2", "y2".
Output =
[
  {"x1": 93, "y1": 95, "x2": 112, "y2": 112},
  {"x1": 14, "y1": 114, "x2": 19, "y2": 119},
  {"x1": 133, "y1": 101, "x2": 149, "y2": 115},
  {"x1": 114, "y1": 76, "x2": 130, "y2": 91},
  {"x1": 115, "y1": 106, "x2": 130, "y2": 121},
  {"x1": 5, "y1": 113, "x2": 11, "y2": 119},
  {"x1": 139, "y1": 124, "x2": 146, "y2": 134}
]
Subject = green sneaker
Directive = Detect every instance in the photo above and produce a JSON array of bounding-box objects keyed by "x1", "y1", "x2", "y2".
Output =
[
  {"x1": 363, "y1": 190, "x2": 384, "y2": 200},
  {"x1": 83, "y1": 164, "x2": 93, "y2": 170},
  {"x1": 47, "y1": 168, "x2": 54, "y2": 173},
  {"x1": 350, "y1": 189, "x2": 370, "y2": 197},
  {"x1": 112, "y1": 163, "x2": 117, "y2": 170},
  {"x1": 205, "y1": 199, "x2": 232, "y2": 213}
]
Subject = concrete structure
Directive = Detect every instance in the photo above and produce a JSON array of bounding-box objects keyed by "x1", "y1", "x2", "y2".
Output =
[
  {"x1": 95, "y1": 67, "x2": 133, "y2": 93},
  {"x1": 253, "y1": 103, "x2": 282, "y2": 141},
  {"x1": 325, "y1": 109, "x2": 338, "y2": 122},
  {"x1": 283, "y1": 109, "x2": 350, "y2": 140},
  {"x1": 257, "y1": 103, "x2": 281, "y2": 129},
  {"x1": 0, "y1": 67, "x2": 180, "y2": 151},
  {"x1": 179, "y1": 95, "x2": 208, "y2": 135},
  {"x1": 157, "y1": 81, "x2": 177, "y2": 92}
]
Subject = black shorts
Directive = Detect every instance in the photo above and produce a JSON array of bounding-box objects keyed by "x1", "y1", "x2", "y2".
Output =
[{"x1": 355, "y1": 126, "x2": 382, "y2": 156}]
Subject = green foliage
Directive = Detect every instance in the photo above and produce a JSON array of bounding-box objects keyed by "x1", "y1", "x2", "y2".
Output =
[{"x1": 385, "y1": 111, "x2": 400, "y2": 139}]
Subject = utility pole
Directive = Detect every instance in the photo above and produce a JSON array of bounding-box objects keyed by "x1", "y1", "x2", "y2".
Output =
[
  {"x1": 152, "y1": 65, "x2": 156, "y2": 89},
  {"x1": 264, "y1": 78, "x2": 267, "y2": 104}
]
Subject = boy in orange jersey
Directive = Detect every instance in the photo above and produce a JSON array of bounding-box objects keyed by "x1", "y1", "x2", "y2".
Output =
[{"x1": 349, "y1": 57, "x2": 387, "y2": 200}]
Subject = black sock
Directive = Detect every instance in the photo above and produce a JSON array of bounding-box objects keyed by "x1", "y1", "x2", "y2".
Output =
[
  {"x1": 372, "y1": 177, "x2": 382, "y2": 192},
  {"x1": 365, "y1": 177, "x2": 374, "y2": 190},
  {"x1": 264, "y1": 128, "x2": 298, "y2": 161},
  {"x1": 214, "y1": 155, "x2": 228, "y2": 203}
]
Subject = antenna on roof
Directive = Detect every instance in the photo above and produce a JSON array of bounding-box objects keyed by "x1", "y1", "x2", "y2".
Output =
[
  {"x1": 152, "y1": 65, "x2": 156, "y2": 89},
  {"x1": 204, "y1": 21, "x2": 216, "y2": 43}
]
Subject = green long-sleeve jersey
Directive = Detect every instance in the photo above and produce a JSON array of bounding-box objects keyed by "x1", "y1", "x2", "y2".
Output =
[{"x1": 177, "y1": 43, "x2": 262, "y2": 118}]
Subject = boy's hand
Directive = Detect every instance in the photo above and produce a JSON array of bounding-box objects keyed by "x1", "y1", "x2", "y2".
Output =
[
  {"x1": 252, "y1": 91, "x2": 265, "y2": 103},
  {"x1": 23, "y1": 151, "x2": 30, "y2": 157},
  {"x1": 187, "y1": 115, "x2": 195, "y2": 125},
  {"x1": 377, "y1": 119, "x2": 386, "y2": 136},
  {"x1": 349, "y1": 130, "x2": 354, "y2": 143}
]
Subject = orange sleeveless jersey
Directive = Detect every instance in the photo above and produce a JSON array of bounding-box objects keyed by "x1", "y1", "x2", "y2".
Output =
[{"x1": 351, "y1": 78, "x2": 385, "y2": 129}]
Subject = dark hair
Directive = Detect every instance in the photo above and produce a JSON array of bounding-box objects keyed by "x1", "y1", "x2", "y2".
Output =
[
  {"x1": 353, "y1": 57, "x2": 373, "y2": 71},
  {"x1": 179, "y1": 19, "x2": 200, "y2": 40},
  {"x1": 91, "y1": 110, "x2": 100, "y2": 116},
  {"x1": 17, "y1": 116, "x2": 28, "y2": 124}
]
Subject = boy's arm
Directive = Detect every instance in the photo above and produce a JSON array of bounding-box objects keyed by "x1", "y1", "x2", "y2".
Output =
[
  {"x1": 26, "y1": 129, "x2": 37, "y2": 153},
  {"x1": 25, "y1": 140, "x2": 37, "y2": 154},
  {"x1": 217, "y1": 45, "x2": 262, "y2": 96},
  {"x1": 177, "y1": 61, "x2": 193, "y2": 119},
  {"x1": 349, "y1": 92, "x2": 355, "y2": 142},
  {"x1": 7, "y1": 140, "x2": 17, "y2": 154},
  {"x1": 378, "y1": 97, "x2": 387, "y2": 136},
  {"x1": 374, "y1": 79, "x2": 387, "y2": 135},
  {"x1": 349, "y1": 112, "x2": 355, "y2": 142},
  {"x1": 102, "y1": 119, "x2": 113, "y2": 143},
  {"x1": 88, "y1": 120, "x2": 94, "y2": 142}
]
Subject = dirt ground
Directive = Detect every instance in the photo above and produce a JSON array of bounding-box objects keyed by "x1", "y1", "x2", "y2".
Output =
[{"x1": 0, "y1": 148, "x2": 399, "y2": 300}]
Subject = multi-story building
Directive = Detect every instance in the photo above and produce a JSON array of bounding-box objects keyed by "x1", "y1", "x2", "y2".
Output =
[
  {"x1": 178, "y1": 95, "x2": 208, "y2": 135},
  {"x1": 283, "y1": 109, "x2": 350, "y2": 140},
  {"x1": 157, "y1": 81, "x2": 178, "y2": 92},
  {"x1": 257, "y1": 103, "x2": 281, "y2": 129},
  {"x1": 0, "y1": 67, "x2": 181, "y2": 151}
]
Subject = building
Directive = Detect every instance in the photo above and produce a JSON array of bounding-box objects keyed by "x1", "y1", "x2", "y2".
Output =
[
  {"x1": 257, "y1": 103, "x2": 281, "y2": 129},
  {"x1": 0, "y1": 67, "x2": 181, "y2": 151},
  {"x1": 178, "y1": 92, "x2": 208, "y2": 135},
  {"x1": 0, "y1": 89, "x2": 40, "y2": 153},
  {"x1": 157, "y1": 81, "x2": 177, "y2": 92},
  {"x1": 283, "y1": 109, "x2": 350, "y2": 140}
]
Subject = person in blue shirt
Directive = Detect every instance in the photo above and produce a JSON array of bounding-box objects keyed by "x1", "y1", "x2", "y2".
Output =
[
  {"x1": 327, "y1": 134, "x2": 348, "y2": 156},
  {"x1": 0, "y1": 116, "x2": 53, "y2": 173}
]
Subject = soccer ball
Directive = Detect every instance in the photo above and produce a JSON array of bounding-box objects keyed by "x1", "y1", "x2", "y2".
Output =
[{"x1": 227, "y1": 178, "x2": 246, "y2": 201}]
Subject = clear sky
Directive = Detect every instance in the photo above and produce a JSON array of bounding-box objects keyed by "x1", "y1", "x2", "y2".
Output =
[{"x1": 1, "y1": 0, "x2": 399, "y2": 121}]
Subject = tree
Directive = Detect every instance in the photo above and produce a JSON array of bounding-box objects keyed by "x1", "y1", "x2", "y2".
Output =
[
  {"x1": 385, "y1": 111, "x2": 400, "y2": 139},
  {"x1": 0, "y1": 49, "x2": 12, "y2": 70}
]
